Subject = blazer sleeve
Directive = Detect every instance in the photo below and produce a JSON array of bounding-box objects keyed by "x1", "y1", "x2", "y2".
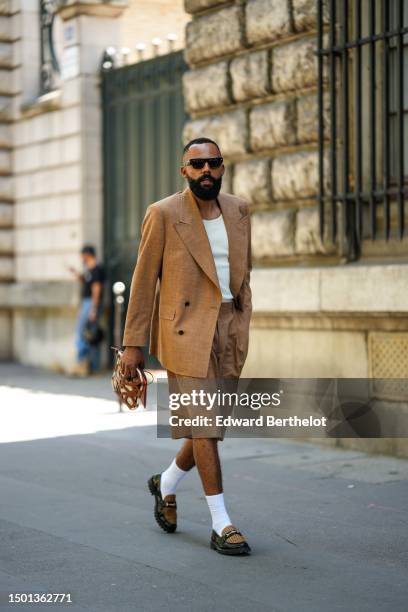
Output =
[
  {"x1": 122, "y1": 204, "x2": 164, "y2": 347},
  {"x1": 238, "y1": 204, "x2": 252, "y2": 317}
]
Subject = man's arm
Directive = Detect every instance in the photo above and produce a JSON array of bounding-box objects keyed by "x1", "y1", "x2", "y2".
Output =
[
  {"x1": 88, "y1": 281, "x2": 103, "y2": 321},
  {"x1": 67, "y1": 265, "x2": 84, "y2": 283},
  {"x1": 121, "y1": 205, "x2": 165, "y2": 376}
]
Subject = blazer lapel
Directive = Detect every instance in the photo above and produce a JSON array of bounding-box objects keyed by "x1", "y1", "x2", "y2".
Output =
[
  {"x1": 174, "y1": 188, "x2": 248, "y2": 298},
  {"x1": 174, "y1": 188, "x2": 221, "y2": 292},
  {"x1": 218, "y1": 193, "x2": 247, "y2": 297}
]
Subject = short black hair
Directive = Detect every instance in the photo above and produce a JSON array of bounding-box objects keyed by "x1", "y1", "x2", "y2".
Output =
[
  {"x1": 183, "y1": 137, "x2": 221, "y2": 156},
  {"x1": 81, "y1": 244, "x2": 96, "y2": 257}
]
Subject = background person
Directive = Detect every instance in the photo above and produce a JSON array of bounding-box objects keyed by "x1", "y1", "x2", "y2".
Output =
[{"x1": 68, "y1": 244, "x2": 105, "y2": 376}]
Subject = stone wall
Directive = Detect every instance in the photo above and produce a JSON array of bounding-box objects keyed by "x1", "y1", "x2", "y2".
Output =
[
  {"x1": 0, "y1": 0, "x2": 18, "y2": 267},
  {"x1": 0, "y1": 0, "x2": 15, "y2": 287},
  {"x1": 0, "y1": 0, "x2": 19, "y2": 357},
  {"x1": 183, "y1": 0, "x2": 332, "y2": 264}
]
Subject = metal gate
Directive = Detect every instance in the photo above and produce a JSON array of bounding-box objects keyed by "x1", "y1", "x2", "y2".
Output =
[{"x1": 102, "y1": 51, "x2": 188, "y2": 364}]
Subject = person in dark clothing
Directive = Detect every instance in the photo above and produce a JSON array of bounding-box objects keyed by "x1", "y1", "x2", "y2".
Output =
[{"x1": 68, "y1": 244, "x2": 105, "y2": 376}]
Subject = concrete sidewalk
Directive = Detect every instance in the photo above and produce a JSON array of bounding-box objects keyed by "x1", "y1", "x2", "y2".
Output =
[{"x1": 0, "y1": 363, "x2": 407, "y2": 611}]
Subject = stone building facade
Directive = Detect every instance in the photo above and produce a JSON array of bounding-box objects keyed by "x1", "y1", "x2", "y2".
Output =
[
  {"x1": 1, "y1": 0, "x2": 407, "y2": 455},
  {"x1": 0, "y1": 0, "x2": 188, "y2": 370},
  {"x1": 182, "y1": 0, "x2": 408, "y2": 456}
]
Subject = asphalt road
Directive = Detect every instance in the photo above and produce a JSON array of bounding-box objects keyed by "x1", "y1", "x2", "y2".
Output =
[{"x1": 0, "y1": 363, "x2": 407, "y2": 612}]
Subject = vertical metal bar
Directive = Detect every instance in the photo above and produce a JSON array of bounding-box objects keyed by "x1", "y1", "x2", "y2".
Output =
[
  {"x1": 354, "y1": 0, "x2": 363, "y2": 243},
  {"x1": 329, "y1": 0, "x2": 338, "y2": 242},
  {"x1": 369, "y1": 0, "x2": 377, "y2": 239},
  {"x1": 342, "y1": 0, "x2": 354, "y2": 257},
  {"x1": 382, "y1": 0, "x2": 391, "y2": 240},
  {"x1": 102, "y1": 71, "x2": 116, "y2": 364},
  {"x1": 317, "y1": 0, "x2": 325, "y2": 241},
  {"x1": 396, "y1": 0, "x2": 405, "y2": 239}
]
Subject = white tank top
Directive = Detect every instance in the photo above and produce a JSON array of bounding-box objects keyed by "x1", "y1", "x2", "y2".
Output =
[{"x1": 202, "y1": 214, "x2": 234, "y2": 301}]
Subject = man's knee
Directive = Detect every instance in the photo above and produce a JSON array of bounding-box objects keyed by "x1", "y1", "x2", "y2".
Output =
[{"x1": 192, "y1": 438, "x2": 221, "y2": 458}]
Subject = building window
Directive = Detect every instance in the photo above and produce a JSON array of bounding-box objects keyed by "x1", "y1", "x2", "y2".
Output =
[{"x1": 317, "y1": 0, "x2": 408, "y2": 260}]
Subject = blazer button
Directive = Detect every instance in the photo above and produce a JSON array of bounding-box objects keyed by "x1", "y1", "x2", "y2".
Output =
[
  {"x1": 178, "y1": 330, "x2": 184, "y2": 335},
  {"x1": 184, "y1": 301, "x2": 190, "y2": 306}
]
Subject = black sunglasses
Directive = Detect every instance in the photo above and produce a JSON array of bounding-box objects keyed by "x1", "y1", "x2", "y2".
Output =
[{"x1": 183, "y1": 157, "x2": 223, "y2": 170}]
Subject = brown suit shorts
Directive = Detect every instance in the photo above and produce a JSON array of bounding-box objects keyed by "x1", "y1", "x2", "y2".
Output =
[{"x1": 167, "y1": 301, "x2": 245, "y2": 440}]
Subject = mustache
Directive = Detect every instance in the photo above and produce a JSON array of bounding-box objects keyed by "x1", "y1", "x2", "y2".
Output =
[{"x1": 199, "y1": 175, "x2": 215, "y2": 184}]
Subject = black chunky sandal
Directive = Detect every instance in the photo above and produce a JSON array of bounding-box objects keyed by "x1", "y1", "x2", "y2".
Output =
[
  {"x1": 147, "y1": 474, "x2": 177, "y2": 533},
  {"x1": 210, "y1": 526, "x2": 251, "y2": 556}
]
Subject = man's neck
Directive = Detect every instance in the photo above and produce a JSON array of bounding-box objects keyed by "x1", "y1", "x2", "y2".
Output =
[{"x1": 189, "y1": 190, "x2": 220, "y2": 215}]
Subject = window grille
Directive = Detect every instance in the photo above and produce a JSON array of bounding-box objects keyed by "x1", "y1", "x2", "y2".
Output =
[{"x1": 316, "y1": 0, "x2": 408, "y2": 260}]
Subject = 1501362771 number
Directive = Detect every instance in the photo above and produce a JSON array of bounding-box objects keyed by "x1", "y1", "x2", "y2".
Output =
[{"x1": 8, "y1": 593, "x2": 73, "y2": 604}]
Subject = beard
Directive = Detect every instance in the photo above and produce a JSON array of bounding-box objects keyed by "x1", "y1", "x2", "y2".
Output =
[{"x1": 187, "y1": 174, "x2": 222, "y2": 200}]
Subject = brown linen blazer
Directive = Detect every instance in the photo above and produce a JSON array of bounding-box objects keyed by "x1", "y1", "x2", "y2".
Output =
[{"x1": 122, "y1": 186, "x2": 252, "y2": 378}]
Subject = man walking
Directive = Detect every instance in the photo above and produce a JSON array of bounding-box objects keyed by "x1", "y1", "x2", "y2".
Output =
[{"x1": 121, "y1": 138, "x2": 252, "y2": 555}]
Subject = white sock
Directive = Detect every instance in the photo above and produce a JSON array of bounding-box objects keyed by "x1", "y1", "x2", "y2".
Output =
[
  {"x1": 160, "y1": 458, "x2": 188, "y2": 498},
  {"x1": 205, "y1": 493, "x2": 232, "y2": 536}
]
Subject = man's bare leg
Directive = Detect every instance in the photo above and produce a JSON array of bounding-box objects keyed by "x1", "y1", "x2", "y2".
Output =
[
  {"x1": 192, "y1": 438, "x2": 222, "y2": 495},
  {"x1": 175, "y1": 439, "x2": 196, "y2": 472},
  {"x1": 192, "y1": 437, "x2": 246, "y2": 545}
]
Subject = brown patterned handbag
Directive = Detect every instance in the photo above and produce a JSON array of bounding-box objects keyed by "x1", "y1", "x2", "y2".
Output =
[{"x1": 110, "y1": 346, "x2": 153, "y2": 409}]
